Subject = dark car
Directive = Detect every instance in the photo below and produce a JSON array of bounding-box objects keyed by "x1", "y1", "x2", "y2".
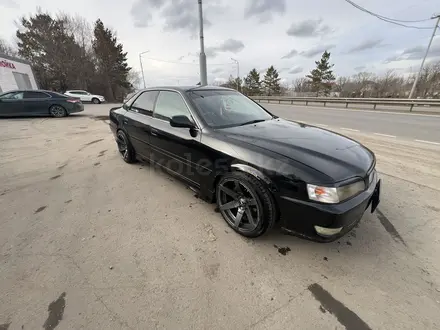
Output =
[
  {"x1": 0, "y1": 90, "x2": 84, "y2": 117},
  {"x1": 109, "y1": 86, "x2": 380, "y2": 242}
]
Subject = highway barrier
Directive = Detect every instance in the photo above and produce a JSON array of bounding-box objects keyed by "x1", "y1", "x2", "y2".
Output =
[{"x1": 251, "y1": 96, "x2": 440, "y2": 112}]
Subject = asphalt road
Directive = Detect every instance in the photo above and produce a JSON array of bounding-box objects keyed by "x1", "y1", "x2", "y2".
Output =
[
  {"x1": 262, "y1": 103, "x2": 440, "y2": 144},
  {"x1": 1, "y1": 104, "x2": 440, "y2": 329}
]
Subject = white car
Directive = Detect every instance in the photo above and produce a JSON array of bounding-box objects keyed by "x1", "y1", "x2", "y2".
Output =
[{"x1": 65, "y1": 90, "x2": 105, "y2": 104}]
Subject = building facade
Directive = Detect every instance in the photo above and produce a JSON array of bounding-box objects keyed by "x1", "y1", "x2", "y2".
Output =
[{"x1": 0, "y1": 53, "x2": 38, "y2": 93}]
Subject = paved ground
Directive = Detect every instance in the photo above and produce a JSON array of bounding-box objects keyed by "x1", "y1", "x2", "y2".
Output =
[
  {"x1": 262, "y1": 103, "x2": 440, "y2": 144},
  {"x1": 1, "y1": 104, "x2": 440, "y2": 329}
]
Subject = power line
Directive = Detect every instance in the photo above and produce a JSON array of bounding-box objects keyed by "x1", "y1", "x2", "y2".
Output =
[{"x1": 343, "y1": 0, "x2": 435, "y2": 29}]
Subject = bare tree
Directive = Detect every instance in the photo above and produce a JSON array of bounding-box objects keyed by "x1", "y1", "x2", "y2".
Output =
[
  {"x1": 334, "y1": 76, "x2": 350, "y2": 93},
  {"x1": 292, "y1": 77, "x2": 310, "y2": 92},
  {"x1": 351, "y1": 72, "x2": 375, "y2": 97},
  {"x1": 0, "y1": 38, "x2": 17, "y2": 56}
]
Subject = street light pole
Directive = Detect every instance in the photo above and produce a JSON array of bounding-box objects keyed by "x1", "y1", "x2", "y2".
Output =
[
  {"x1": 139, "y1": 50, "x2": 149, "y2": 89},
  {"x1": 231, "y1": 58, "x2": 240, "y2": 91},
  {"x1": 409, "y1": 14, "x2": 440, "y2": 99},
  {"x1": 198, "y1": 0, "x2": 208, "y2": 86}
]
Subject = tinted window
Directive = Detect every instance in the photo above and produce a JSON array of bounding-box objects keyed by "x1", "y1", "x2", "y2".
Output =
[
  {"x1": 154, "y1": 91, "x2": 191, "y2": 121},
  {"x1": 0, "y1": 92, "x2": 24, "y2": 100},
  {"x1": 186, "y1": 90, "x2": 272, "y2": 128},
  {"x1": 131, "y1": 91, "x2": 159, "y2": 116},
  {"x1": 68, "y1": 91, "x2": 79, "y2": 94},
  {"x1": 24, "y1": 91, "x2": 49, "y2": 99}
]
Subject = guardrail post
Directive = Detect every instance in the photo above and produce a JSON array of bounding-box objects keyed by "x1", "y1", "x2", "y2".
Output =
[
  {"x1": 306, "y1": 101, "x2": 308, "y2": 106},
  {"x1": 324, "y1": 101, "x2": 326, "y2": 107},
  {"x1": 374, "y1": 104, "x2": 377, "y2": 110},
  {"x1": 346, "y1": 102, "x2": 348, "y2": 108},
  {"x1": 410, "y1": 104, "x2": 414, "y2": 112},
  {"x1": 268, "y1": 99, "x2": 270, "y2": 103},
  {"x1": 291, "y1": 100, "x2": 293, "y2": 105},
  {"x1": 279, "y1": 100, "x2": 281, "y2": 104}
]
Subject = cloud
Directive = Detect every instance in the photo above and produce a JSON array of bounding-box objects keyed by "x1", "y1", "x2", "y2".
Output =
[
  {"x1": 244, "y1": 0, "x2": 286, "y2": 23},
  {"x1": 205, "y1": 39, "x2": 245, "y2": 58},
  {"x1": 0, "y1": 0, "x2": 19, "y2": 8},
  {"x1": 348, "y1": 39, "x2": 384, "y2": 53},
  {"x1": 288, "y1": 67, "x2": 303, "y2": 74},
  {"x1": 354, "y1": 65, "x2": 366, "y2": 72},
  {"x1": 211, "y1": 67, "x2": 224, "y2": 74},
  {"x1": 286, "y1": 19, "x2": 331, "y2": 38},
  {"x1": 384, "y1": 42, "x2": 440, "y2": 63},
  {"x1": 281, "y1": 49, "x2": 298, "y2": 59},
  {"x1": 130, "y1": 0, "x2": 214, "y2": 33},
  {"x1": 300, "y1": 44, "x2": 335, "y2": 58}
]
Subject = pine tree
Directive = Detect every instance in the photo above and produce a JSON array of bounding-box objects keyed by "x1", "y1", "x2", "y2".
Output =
[
  {"x1": 263, "y1": 66, "x2": 281, "y2": 96},
  {"x1": 306, "y1": 50, "x2": 335, "y2": 96},
  {"x1": 93, "y1": 19, "x2": 131, "y2": 101},
  {"x1": 244, "y1": 68, "x2": 262, "y2": 95},
  {"x1": 16, "y1": 12, "x2": 83, "y2": 91}
]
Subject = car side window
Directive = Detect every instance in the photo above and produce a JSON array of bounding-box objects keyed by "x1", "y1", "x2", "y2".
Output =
[
  {"x1": 1, "y1": 92, "x2": 24, "y2": 100},
  {"x1": 131, "y1": 91, "x2": 159, "y2": 116},
  {"x1": 24, "y1": 91, "x2": 49, "y2": 99},
  {"x1": 154, "y1": 91, "x2": 191, "y2": 122}
]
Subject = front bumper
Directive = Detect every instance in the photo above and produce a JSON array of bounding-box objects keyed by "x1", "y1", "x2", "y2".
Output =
[{"x1": 278, "y1": 176, "x2": 381, "y2": 242}]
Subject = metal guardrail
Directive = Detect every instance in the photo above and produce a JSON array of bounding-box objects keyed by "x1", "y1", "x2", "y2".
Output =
[{"x1": 251, "y1": 96, "x2": 440, "y2": 112}]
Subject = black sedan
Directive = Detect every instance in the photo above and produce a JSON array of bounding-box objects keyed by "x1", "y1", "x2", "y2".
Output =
[
  {"x1": 109, "y1": 86, "x2": 381, "y2": 242},
  {"x1": 0, "y1": 90, "x2": 84, "y2": 117}
]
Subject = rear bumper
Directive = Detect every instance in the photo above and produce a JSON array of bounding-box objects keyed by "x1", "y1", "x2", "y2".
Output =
[
  {"x1": 68, "y1": 103, "x2": 84, "y2": 113},
  {"x1": 278, "y1": 177, "x2": 381, "y2": 242}
]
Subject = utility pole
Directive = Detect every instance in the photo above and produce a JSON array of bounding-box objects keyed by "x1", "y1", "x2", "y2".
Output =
[
  {"x1": 139, "y1": 50, "x2": 149, "y2": 89},
  {"x1": 409, "y1": 14, "x2": 440, "y2": 99},
  {"x1": 198, "y1": 0, "x2": 208, "y2": 86},
  {"x1": 231, "y1": 58, "x2": 240, "y2": 91}
]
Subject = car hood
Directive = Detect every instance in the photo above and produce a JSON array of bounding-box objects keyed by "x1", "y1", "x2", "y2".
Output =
[{"x1": 220, "y1": 118, "x2": 374, "y2": 182}]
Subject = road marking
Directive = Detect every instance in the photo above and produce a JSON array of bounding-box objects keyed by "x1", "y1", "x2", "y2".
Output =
[
  {"x1": 340, "y1": 127, "x2": 360, "y2": 132},
  {"x1": 374, "y1": 133, "x2": 396, "y2": 138},
  {"x1": 415, "y1": 139, "x2": 440, "y2": 146}
]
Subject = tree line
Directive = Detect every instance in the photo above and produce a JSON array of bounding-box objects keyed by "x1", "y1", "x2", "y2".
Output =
[
  {"x1": 1, "y1": 10, "x2": 134, "y2": 101},
  {"x1": 218, "y1": 50, "x2": 440, "y2": 98}
]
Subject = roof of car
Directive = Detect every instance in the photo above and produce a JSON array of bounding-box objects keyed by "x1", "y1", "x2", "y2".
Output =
[{"x1": 141, "y1": 85, "x2": 236, "y2": 93}]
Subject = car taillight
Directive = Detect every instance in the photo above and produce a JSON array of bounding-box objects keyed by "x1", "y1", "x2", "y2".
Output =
[{"x1": 67, "y1": 99, "x2": 81, "y2": 103}]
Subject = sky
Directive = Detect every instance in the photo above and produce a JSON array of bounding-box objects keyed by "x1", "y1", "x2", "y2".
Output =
[{"x1": 1, "y1": 0, "x2": 439, "y2": 87}]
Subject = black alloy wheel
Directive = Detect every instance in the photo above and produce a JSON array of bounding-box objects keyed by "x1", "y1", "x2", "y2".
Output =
[
  {"x1": 92, "y1": 98, "x2": 100, "y2": 104},
  {"x1": 216, "y1": 172, "x2": 276, "y2": 237},
  {"x1": 49, "y1": 105, "x2": 67, "y2": 117},
  {"x1": 116, "y1": 130, "x2": 135, "y2": 163}
]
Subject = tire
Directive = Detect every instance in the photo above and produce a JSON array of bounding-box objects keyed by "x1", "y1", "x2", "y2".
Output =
[
  {"x1": 49, "y1": 105, "x2": 67, "y2": 117},
  {"x1": 92, "y1": 98, "x2": 100, "y2": 104},
  {"x1": 116, "y1": 130, "x2": 136, "y2": 163},
  {"x1": 216, "y1": 171, "x2": 276, "y2": 238}
]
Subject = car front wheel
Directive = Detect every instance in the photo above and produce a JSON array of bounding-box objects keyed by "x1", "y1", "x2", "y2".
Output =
[
  {"x1": 92, "y1": 98, "x2": 100, "y2": 104},
  {"x1": 216, "y1": 171, "x2": 276, "y2": 238}
]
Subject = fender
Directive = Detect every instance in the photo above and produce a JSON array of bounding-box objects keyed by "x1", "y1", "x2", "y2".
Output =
[{"x1": 230, "y1": 164, "x2": 276, "y2": 190}]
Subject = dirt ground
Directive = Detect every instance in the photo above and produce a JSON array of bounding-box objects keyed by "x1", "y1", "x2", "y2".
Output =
[{"x1": 1, "y1": 105, "x2": 439, "y2": 330}]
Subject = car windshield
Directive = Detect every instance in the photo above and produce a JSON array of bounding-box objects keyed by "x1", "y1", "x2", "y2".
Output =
[{"x1": 186, "y1": 89, "x2": 273, "y2": 128}]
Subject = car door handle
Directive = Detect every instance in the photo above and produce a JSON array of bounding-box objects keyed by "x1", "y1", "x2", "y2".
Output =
[
  {"x1": 151, "y1": 128, "x2": 158, "y2": 136},
  {"x1": 123, "y1": 119, "x2": 128, "y2": 125}
]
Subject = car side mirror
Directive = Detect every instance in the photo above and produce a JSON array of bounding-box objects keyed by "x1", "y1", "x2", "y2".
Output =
[{"x1": 170, "y1": 115, "x2": 195, "y2": 129}]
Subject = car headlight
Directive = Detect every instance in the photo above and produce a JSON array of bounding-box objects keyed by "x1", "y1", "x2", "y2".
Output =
[{"x1": 307, "y1": 180, "x2": 365, "y2": 204}]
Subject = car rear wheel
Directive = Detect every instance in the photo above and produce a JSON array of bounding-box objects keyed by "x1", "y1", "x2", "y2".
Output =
[
  {"x1": 216, "y1": 172, "x2": 276, "y2": 238},
  {"x1": 92, "y1": 98, "x2": 100, "y2": 104},
  {"x1": 116, "y1": 130, "x2": 136, "y2": 163},
  {"x1": 49, "y1": 105, "x2": 67, "y2": 118}
]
